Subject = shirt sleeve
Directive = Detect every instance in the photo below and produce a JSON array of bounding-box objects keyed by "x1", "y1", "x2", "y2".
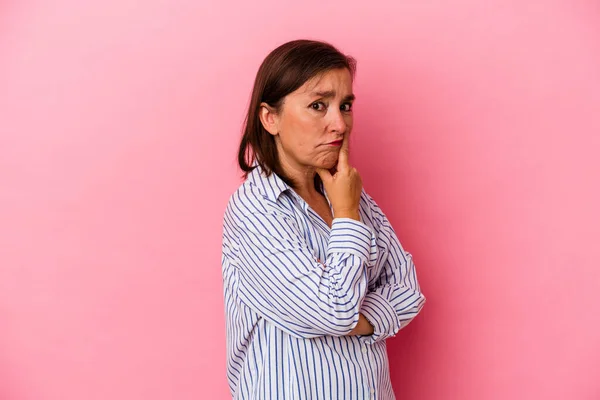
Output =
[
  {"x1": 358, "y1": 201, "x2": 426, "y2": 344},
  {"x1": 229, "y1": 209, "x2": 378, "y2": 339}
]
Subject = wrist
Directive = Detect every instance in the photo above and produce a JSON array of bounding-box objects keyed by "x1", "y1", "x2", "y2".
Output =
[{"x1": 334, "y1": 210, "x2": 360, "y2": 221}]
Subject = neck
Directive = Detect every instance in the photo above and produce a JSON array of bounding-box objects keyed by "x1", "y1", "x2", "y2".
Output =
[{"x1": 278, "y1": 154, "x2": 321, "y2": 201}]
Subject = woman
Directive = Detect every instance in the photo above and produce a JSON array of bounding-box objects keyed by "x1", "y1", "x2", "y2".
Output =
[{"x1": 222, "y1": 39, "x2": 426, "y2": 399}]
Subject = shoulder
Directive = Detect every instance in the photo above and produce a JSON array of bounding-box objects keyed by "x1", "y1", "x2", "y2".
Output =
[
  {"x1": 224, "y1": 179, "x2": 261, "y2": 222},
  {"x1": 223, "y1": 178, "x2": 291, "y2": 228}
]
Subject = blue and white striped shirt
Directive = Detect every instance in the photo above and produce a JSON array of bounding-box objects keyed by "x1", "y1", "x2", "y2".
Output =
[{"x1": 221, "y1": 164, "x2": 426, "y2": 399}]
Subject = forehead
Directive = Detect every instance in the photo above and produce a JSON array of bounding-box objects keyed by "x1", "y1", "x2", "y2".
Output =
[{"x1": 294, "y1": 68, "x2": 353, "y2": 97}]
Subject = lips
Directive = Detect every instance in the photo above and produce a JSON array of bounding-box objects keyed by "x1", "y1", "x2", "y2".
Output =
[{"x1": 328, "y1": 140, "x2": 343, "y2": 146}]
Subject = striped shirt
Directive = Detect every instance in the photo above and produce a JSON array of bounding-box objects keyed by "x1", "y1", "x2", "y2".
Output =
[{"x1": 221, "y1": 164, "x2": 426, "y2": 399}]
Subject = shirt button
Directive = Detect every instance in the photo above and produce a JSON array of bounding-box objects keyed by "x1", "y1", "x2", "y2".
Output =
[{"x1": 362, "y1": 346, "x2": 368, "y2": 354}]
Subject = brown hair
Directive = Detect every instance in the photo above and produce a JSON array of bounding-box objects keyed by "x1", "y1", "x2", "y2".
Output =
[{"x1": 237, "y1": 39, "x2": 356, "y2": 189}]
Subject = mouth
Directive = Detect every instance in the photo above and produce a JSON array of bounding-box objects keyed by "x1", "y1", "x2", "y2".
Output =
[{"x1": 327, "y1": 140, "x2": 343, "y2": 146}]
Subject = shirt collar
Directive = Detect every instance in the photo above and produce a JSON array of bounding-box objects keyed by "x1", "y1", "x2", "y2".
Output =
[{"x1": 248, "y1": 162, "x2": 291, "y2": 202}]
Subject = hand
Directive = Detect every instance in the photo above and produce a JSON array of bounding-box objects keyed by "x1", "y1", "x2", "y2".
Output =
[
  {"x1": 348, "y1": 314, "x2": 374, "y2": 336},
  {"x1": 315, "y1": 134, "x2": 362, "y2": 220}
]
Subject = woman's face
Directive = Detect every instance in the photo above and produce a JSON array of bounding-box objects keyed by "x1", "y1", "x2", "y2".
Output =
[{"x1": 261, "y1": 68, "x2": 354, "y2": 172}]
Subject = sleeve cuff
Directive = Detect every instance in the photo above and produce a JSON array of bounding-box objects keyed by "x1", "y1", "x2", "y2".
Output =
[
  {"x1": 388, "y1": 286, "x2": 427, "y2": 326},
  {"x1": 359, "y1": 291, "x2": 401, "y2": 343},
  {"x1": 327, "y1": 218, "x2": 377, "y2": 262},
  {"x1": 359, "y1": 284, "x2": 427, "y2": 343}
]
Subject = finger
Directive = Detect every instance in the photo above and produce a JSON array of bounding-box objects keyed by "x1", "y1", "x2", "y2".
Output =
[
  {"x1": 337, "y1": 133, "x2": 350, "y2": 170},
  {"x1": 315, "y1": 167, "x2": 332, "y2": 183}
]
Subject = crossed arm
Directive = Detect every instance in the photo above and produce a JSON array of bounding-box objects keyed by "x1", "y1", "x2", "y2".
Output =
[{"x1": 229, "y1": 202, "x2": 425, "y2": 341}]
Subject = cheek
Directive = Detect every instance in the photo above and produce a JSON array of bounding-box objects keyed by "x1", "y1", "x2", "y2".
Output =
[
  {"x1": 283, "y1": 116, "x2": 321, "y2": 149},
  {"x1": 279, "y1": 128, "x2": 311, "y2": 157}
]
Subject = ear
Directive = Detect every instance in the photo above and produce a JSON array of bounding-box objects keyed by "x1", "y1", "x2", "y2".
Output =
[{"x1": 258, "y1": 102, "x2": 279, "y2": 136}]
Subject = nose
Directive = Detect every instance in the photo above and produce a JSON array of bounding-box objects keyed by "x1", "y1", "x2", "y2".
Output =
[{"x1": 328, "y1": 108, "x2": 347, "y2": 134}]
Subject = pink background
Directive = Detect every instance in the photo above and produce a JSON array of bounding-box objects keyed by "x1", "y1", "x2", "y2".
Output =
[{"x1": 1, "y1": 1, "x2": 599, "y2": 399}]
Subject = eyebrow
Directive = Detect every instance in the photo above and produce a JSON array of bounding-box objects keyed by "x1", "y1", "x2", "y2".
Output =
[{"x1": 311, "y1": 90, "x2": 355, "y2": 102}]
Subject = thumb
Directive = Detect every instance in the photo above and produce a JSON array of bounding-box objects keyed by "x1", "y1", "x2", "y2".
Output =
[{"x1": 315, "y1": 168, "x2": 332, "y2": 184}]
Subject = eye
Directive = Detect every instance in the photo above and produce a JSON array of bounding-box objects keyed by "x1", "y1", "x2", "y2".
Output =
[
  {"x1": 310, "y1": 101, "x2": 326, "y2": 111},
  {"x1": 341, "y1": 102, "x2": 353, "y2": 112}
]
